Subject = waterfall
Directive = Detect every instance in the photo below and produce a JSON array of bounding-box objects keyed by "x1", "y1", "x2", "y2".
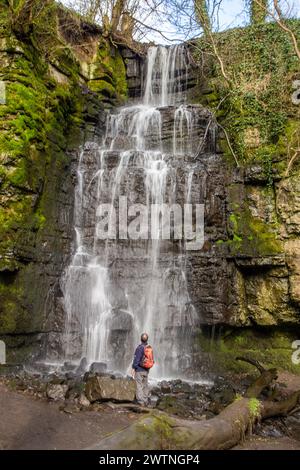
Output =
[{"x1": 62, "y1": 44, "x2": 210, "y2": 378}]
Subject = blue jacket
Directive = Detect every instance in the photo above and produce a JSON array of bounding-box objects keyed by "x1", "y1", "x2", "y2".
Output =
[{"x1": 132, "y1": 343, "x2": 148, "y2": 372}]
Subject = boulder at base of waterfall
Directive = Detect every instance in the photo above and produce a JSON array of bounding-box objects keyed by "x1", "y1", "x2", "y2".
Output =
[
  {"x1": 46, "y1": 383, "x2": 68, "y2": 401},
  {"x1": 85, "y1": 376, "x2": 136, "y2": 403},
  {"x1": 62, "y1": 361, "x2": 77, "y2": 372},
  {"x1": 76, "y1": 357, "x2": 88, "y2": 375},
  {"x1": 89, "y1": 362, "x2": 107, "y2": 374}
]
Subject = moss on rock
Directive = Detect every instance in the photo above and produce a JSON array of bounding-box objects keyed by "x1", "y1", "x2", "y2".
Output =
[
  {"x1": 225, "y1": 183, "x2": 283, "y2": 256},
  {"x1": 0, "y1": 1, "x2": 128, "y2": 349},
  {"x1": 87, "y1": 37, "x2": 127, "y2": 103},
  {"x1": 198, "y1": 327, "x2": 300, "y2": 374}
]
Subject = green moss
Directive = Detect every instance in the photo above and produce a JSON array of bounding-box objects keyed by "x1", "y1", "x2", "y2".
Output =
[
  {"x1": 0, "y1": 281, "x2": 24, "y2": 334},
  {"x1": 226, "y1": 206, "x2": 282, "y2": 256},
  {"x1": 6, "y1": 159, "x2": 27, "y2": 187},
  {"x1": 224, "y1": 181, "x2": 283, "y2": 256},
  {"x1": 248, "y1": 398, "x2": 260, "y2": 419},
  {"x1": 89, "y1": 79, "x2": 116, "y2": 97},
  {"x1": 0, "y1": 1, "x2": 128, "y2": 342},
  {"x1": 134, "y1": 413, "x2": 188, "y2": 450},
  {"x1": 0, "y1": 307, "x2": 17, "y2": 332},
  {"x1": 0, "y1": 7, "x2": 86, "y2": 269},
  {"x1": 198, "y1": 328, "x2": 300, "y2": 374},
  {"x1": 88, "y1": 37, "x2": 127, "y2": 103}
]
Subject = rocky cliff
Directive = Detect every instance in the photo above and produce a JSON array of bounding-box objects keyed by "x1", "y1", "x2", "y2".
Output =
[
  {"x1": 186, "y1": 23, "x2": 300, "y2": 372},
  {"x1": 0, "y1": 2, "x2": 299, "y2": 374},
  {"x1": 0, "y1": 1, "x2": 129, "y2": 362}
]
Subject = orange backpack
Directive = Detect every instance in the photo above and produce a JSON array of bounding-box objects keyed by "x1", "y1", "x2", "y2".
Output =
[{"x1": 141, "y1": 345, "x2": 154, "y2": 369}]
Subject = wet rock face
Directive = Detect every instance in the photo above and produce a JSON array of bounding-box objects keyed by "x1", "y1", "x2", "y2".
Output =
[
  {"x1": 89, "y1": 362, "x2": 107, "y2": 374},
  {"x1": 120, "y1": 47, "x2": 143, "y2": 99},
  {"x1": 34, "y1": 109, "x2": 108, "y2": 360},
  {"x1": 59, "y1": 131, "x2": 225, "y2": 372},
  {"x1": 58, "y1": 43, "x2": 299, "y2": 376},
  {"x1": 117, "y1": 45, "x2": 300, "y2": 335},
  {"x1": 58, "y1": 44, "x2": 224, "y2": 377},
  {"x1": 121, "y1": 44, "x2": 198, "y2": 103},
  {"x1": 151, "y1": 377, "x2": 238, "y2": 419}
]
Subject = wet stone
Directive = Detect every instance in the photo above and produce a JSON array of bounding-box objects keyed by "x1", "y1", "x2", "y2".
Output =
[
  {"x1": 89, "y1": 362, "x2": 107, "y2": 374},
  {"x1": 46, "y1": 383, "x2": 68, "y2": 401},
  {"x1": 75, "y1": 358, "x2": 88, "y2": 377},
  {"x1": 62, "y1": 361, "x2": 77, "y2": 372},
  {"x1": 159, "y1": 380, "x2": 172, "y2": 394}
]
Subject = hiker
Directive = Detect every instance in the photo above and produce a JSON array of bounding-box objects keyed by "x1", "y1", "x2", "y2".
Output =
[{"x1": 131, "y1": 333, "x2": 154, "y2": 406}]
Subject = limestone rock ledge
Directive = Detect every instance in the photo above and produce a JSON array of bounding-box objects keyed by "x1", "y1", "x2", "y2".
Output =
[{"x1": 0, "y1": 2, "x2": 130, "y2": 362}]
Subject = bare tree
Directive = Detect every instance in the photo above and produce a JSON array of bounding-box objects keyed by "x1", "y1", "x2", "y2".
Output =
[
  {"x1": 63, "y1": 0, "x2": 166, "y2": 42},
  {"x1": 194, "y1": 0, "x2": 212, "y2": 36}
]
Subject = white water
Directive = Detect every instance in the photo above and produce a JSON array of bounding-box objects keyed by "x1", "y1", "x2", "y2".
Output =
[{"x1": 62, "y1": 45, "x2": 203, "y2": 378}]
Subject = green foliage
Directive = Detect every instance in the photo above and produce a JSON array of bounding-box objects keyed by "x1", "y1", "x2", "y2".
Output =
[
  {"x1": 198, "y1": 328, "x2": 300, "y2": 374},
  {"x1": 194, "y1": 21, "x2": 299, "y2": 265},
  {"x1": 195, "y1": 20, "x2": 300, "y2": 168}
]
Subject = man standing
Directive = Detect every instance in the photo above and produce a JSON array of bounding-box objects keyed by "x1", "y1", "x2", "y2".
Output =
[{"x1": 131, "y1": 333, "x2": 154, "y2": 406}]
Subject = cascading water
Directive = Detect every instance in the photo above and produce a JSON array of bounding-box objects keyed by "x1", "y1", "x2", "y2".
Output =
[{"x1": 62, "y1": 45, "x2": 212, "y2": 378}]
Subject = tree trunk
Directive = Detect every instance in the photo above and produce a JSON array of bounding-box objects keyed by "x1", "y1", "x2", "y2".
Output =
[
  {"x1": 194, "y1": 0, "x2": 211, "y2": 37},
  {"x1": 111, "y1": 0, "x2": 125, "y2": 33},
  {"x1": 251, "y1": 0, "x2": 267, "y2": 25},
  {"x1": 121, "y1": 11, "x2": 135, "y2": 40}
]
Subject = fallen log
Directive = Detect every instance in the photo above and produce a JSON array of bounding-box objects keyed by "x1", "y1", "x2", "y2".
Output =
[
  {"x1": 92, "y1": 359, "x2": 300, "y2": 450},
  {"x1": 261, "y1": 391, "x2": 300, "y2": 419}
]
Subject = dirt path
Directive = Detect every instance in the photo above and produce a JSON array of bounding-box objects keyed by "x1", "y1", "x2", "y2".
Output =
[
  {"x1": 0, "y1": 383, "x2": 138, "y2": 450},
  {"x1": 234, "y1": 436, "x2": 300, "y2": 450}
]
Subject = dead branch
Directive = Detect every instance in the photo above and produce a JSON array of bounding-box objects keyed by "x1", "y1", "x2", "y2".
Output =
[{"x1": 236, "y1": 356, "x2": 266, "y2": 374}]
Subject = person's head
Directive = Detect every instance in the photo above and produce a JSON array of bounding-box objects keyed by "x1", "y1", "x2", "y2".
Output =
[{"x1": 141, "y1": 333, "x2": 148, "y2": 344}]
